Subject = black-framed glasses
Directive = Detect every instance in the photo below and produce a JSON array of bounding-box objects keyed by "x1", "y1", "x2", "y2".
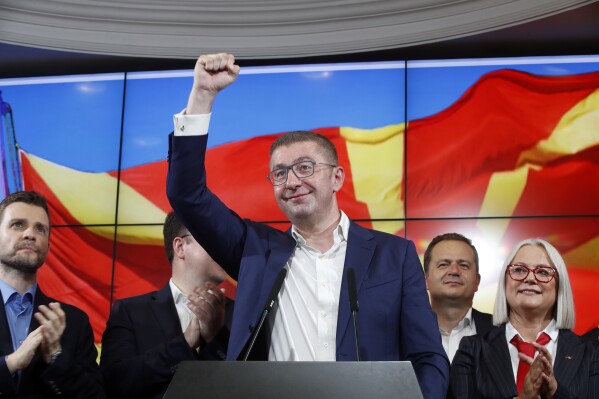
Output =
[
  {"x1": 179, "y1": 234, "x2": 190, "y2": 239},
  {"x1": 267, "y1": 160, "x2": 337, "y2": 186},
  {"x1": 506, "y1": 263, "x2": 558, "y2": 283}
]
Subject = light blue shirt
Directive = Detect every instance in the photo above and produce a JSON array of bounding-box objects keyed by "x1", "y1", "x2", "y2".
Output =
[{"x1": 0, "y1": 280, "x2": 36, "y2": 352}]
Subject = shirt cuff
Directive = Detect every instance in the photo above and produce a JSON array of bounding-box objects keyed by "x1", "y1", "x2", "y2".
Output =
[{"x1": 173, "y1": 109, "x2": 211, "y2": 136}]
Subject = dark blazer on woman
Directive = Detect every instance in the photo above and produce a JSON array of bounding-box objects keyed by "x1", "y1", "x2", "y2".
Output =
[
  {"x1": 451, "y1": 323, "x2": 599, "y2": 399},
  {"x1": 471, "y1": 308, "x2": 493, "y2": 337}
]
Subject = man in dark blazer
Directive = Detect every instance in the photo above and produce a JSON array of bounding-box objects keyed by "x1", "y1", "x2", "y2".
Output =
[
  {"x1": 0, "y1": 191, "x2": 103, "y2": 398},
  {"x1": 423, "y1": 233, "x2": 493, "y2": 362},
  {"x1": 167, "y1": 53, "x2": 449, "y2": 399},
  {"x1": 100, "y1": 211, "x2": 231, "y2": 399}
]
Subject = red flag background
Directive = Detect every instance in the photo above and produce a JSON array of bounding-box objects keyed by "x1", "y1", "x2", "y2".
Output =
[{"x1": 20, "y1": 68, "x2": 599, "y2": 342}]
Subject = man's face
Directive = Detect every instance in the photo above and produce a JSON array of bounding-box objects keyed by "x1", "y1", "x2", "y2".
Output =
[
  {"x1": 0, "y1": 202, "x2": 50, "y2": 275},
  {"x1": 181, "y1": 235, "x2": 226, "y2": 286},
  {"x1": 269, "y1": 141, "x2": 343, "y2": 224},
  {"x1": 426, "y1": 240, "x2": 480, "y2": 305}
]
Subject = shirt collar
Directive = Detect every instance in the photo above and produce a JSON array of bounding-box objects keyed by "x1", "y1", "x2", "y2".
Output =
[
  {"x1": 439, "y1": 307, "x2": 473, "y2": 334},
  {"x1": 169, "y1": 279, "x2": 187, "y2": 305},
  {"x1": 0, "y1": 279, "x2": 37, "y2": 305},
  {"x1": 291, "y1": 210, "x2": 350, "y2": 246},
  {"x1": 506, "y1": 318, "x2": 559, "y2": 343},
  {"x1": 461, "y1": 307, "x2": 474, "y2": 328}
]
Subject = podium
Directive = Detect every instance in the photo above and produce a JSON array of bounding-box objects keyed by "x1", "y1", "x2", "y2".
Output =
[{"x1": 164, "y1": 361, "x2": 423, "y2": 399}]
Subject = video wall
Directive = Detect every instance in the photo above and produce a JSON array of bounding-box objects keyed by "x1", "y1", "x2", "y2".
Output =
[{"x1": 0, "y1": 55, "x2": 597, "y2": 342}]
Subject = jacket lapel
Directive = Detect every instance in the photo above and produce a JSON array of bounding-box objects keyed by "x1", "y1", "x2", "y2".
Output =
[
  {"x1": 553, "y1": 329, "x2": 584, "y2": 388},
  {"x1": 486, "y1": 325, "x2": 518, "y2": 398},
  {"x1": 150, "y1": 284, "x2": 184, "y2": 339},
  {"x1": 28, "y1": 287, "x2": 50, "y2": 332},
  {"x1": 472, "y1": 308, "x2": 493, "y2": 337},
  {"x1": 0, "y1": 291, "x2": 14, "y2": 356},
  {"x1": 18, "y1": 287, "x2": 49, "y2": 392},
  {"x1": 257, "y1": 230, "x2": 295, "y2": 310},
  {"x1": 233, "y1": 229, "x2": 294, "y2": 360},
  {"x1": 336, "y1": 222, "x2": 375, "y2": 350}
]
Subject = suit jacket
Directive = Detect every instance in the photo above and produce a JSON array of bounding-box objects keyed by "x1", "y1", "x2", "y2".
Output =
[
  {"x1": 167, "y1": 134, "x2": 450, "y2": 399},
  {"x1": 581, "y1": 327, "x2": 599, "y2": 346},
  {"x1": 451, "y1": 323, "x2": 599, "y2": 399},
  {"x1": 100, "y1": 283, "x2": 232, "y2": 399},
  {"x1": 0, "y1": 287, "x2": 104, "y2": 398},
  {"x1": 471, "y1": 308, "x2": 493, "y2": 337}
]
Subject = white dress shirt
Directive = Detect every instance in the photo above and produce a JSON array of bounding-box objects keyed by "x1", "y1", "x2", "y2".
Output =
[
  {"x1": 269, "y1": 212, "x2": 350, "y2": 361},
  {"x1": 440, "y1": 307, "x2": 477, "y2": 363},
  {"x1": 169, "y1": 279, "x2": 193, "y2": 333},
  {"x1": 505, "y1": 319, "x2": 559, "y2": 382},
  {"x1": 173, "y1": 111, "x2": 210, "y2": 137}
]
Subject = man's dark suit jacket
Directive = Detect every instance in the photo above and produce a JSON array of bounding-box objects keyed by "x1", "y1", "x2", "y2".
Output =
[
  {"x1": 471, "y1": 308, "x2": 493, "y2": 337},
  {"x1": 0, "y1": 287, "x2": 104, "y2": 398},
  {"x1": 100, "y1": 283, "x2": 231, "y2": 399},
  {"x1": 167, "y1": 134, "x2": 450, "y2": 399},
  {"x1": 451, "y1": 323, "x2": 599, "y2": 398}
]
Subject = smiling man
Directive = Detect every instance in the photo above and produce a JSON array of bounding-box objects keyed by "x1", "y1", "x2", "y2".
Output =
[
  {"x1": 0, "y1": 191, "x2": 104, "y2": 398},
  {"x1": 166, "y1": 53, "x2": 449, "y2": 398},
  {"x1": 423, "y1": 233, "x2": 493, "y2": 362}
]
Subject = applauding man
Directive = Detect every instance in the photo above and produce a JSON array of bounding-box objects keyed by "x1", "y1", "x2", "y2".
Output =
[
  {"x1": 101, "y1": 212, "x2": 231, "y2": 399},
  {"x1": 0, "y1": 191, "x2": 103, "y2": 398}
]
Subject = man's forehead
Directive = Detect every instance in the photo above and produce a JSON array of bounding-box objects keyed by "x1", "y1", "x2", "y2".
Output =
[
  {"x1": 2, "y1": 202, "x2": 49, "y2": 225},
  {"x1": 270, "y1": 142, "x2": 324, "y2": 165},
  {"x1": 432, "y1": 240, "x2": 475, "y2": 259}
]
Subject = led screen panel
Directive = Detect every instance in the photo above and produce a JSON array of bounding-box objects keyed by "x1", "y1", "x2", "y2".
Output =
[
  {"x1": 0, "y1": 54, "x2": 597, "y2": 343},
  {"x1": 40, "y1": 225, "x2": 115, "y2": 341},
  {"x1": 112, "y1": 224, "x2": 171, "y2": 302},
  {"x1": 0, "y1": 74, "x2": 126, "y2": 224},
  {"x1": 405, "y1": 55, "x2": 599, "y2": 219},
  {"x1": 118, "y1": 63, "x2": 407, "y2": 225}
]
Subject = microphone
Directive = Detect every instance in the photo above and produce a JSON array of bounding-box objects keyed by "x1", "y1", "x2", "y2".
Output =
[
  {"x1": 347, "y1": 268, "x2": 361, "y2": 361},
  {"x1": 242, "y1": 268, "x2": 287, "y2": 361}
]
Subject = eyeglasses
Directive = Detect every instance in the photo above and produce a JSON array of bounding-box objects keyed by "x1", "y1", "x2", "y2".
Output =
[
  {"x1": 267, "y1": 160, "x2": 337, "y2": 186},
  {"x1": 179, "y1": 234, "x2": 190, "y2": 239},
  {"x1": 506, "y1": 263, "x2": 558, "y2": 283}
]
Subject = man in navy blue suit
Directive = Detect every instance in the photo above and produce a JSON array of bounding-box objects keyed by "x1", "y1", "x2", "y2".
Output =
[{"x1": 167, "y1": 53, "x2": 449, "y2": 398}]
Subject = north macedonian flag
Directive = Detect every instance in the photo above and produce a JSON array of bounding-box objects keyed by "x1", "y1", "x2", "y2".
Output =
[{"x1": 21, "y1": 68, "x2": 599, "y2": 341}]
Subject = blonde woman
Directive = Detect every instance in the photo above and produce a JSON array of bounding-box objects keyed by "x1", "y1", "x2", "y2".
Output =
[{"x1": 451, "y1": 238, "x2": 598, "y2": 398}]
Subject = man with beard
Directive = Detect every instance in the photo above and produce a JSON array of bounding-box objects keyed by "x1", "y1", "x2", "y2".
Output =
[
  {"x1": 424, "y1": 233, "x2": 493, "y2": 363},
  {"x1": 0, "y1": 191, "x2": 104, "y2": 398}
]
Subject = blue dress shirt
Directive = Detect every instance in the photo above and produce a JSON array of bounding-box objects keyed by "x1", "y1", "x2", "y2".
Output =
[{"x1": 0, "y1": 280, "x2": 36, "y2": 352}]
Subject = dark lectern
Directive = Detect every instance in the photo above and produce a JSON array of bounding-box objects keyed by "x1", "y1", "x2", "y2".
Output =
[{"x1": 164, "y1": 361, "x2": 423, "y2": 399}]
